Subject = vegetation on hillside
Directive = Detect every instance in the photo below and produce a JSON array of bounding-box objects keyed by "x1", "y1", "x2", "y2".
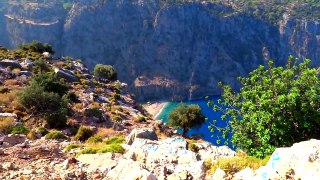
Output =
[
  {"x1": 209, "y1": 56, "x2": 320, "y2": 158},
  {"x1": 168, "y1": 104, "x2": 206, "y2": 136}
]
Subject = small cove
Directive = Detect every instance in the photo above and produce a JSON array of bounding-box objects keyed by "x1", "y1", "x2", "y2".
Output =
[{"x1": 156, "y1": 96, "x2": 232, "y2": 147}]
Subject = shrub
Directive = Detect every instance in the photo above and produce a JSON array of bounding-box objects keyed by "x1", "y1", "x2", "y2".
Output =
[
  {"x1": 137, "y1": 116, "x2": 146, "y2": 122},
  {"x1": 45, "y1": 131, "x2": 67, "y2": 140},
  {"x1": 33, "y1": 59, "x2": 50, "y2": 74},
  {"x1": 74, "y1": 126, "x2": 94, "y2": 141},
  {"x1": 209, "y1": 57, "x2": 320, "y2": 158},
  {"x1": 8, "y1": 125, "x2": 29, "y2": 135},
  {"x1": 105, "y1": 136, "x2": 125, "y2": 145},
  {"x1": 93, "y1": 64, "x2": 117, "y2": 80},
  {"x1": 0, "y1": 87, "x2": 9, "y2": 93},
  {"x1": 205, "y1": 152, "x2": 270, "y2": 175},
  {"x1": 168, "y1": 104, "x2": 206, "y2": 136},
  {"x1": 27, "y1": 131, "x2": 37, "y2": 140},
  {"x1": 66, "y1": 92, "x2": 80, "y2": 103},
  {"x1": 84, "y1": 108, "x2": 102, "y2": 118},
  {"x1": 37, "y1": 127, "x2": 49, "y2": 136},
  {"x1": 65, "y1": 144, "x2": 83, "y2": 152},
  {"x1": 188, "y1": 143, "x2": 199, "y2": 153},
  {"x1": 19, "y1": 74, "x2": 69, "y2": 128},
  {"x1": 99, "y1": 144, "x2": 125, "y2": 153},
  {"x1": 77, "y1": 148, "x2": 98, "y2": 156},
  {"x1": 86, "y1": 135, "x2": 103, "y2": 143},
  {"x1": 111, "y1": 115, "x2": 122, "y2": 122},
  {"x1": 0, "y1": 117, "x2": 14, "y2": 133}
]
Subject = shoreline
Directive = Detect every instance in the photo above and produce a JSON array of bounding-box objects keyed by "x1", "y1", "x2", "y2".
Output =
[{"x1": 143, "y1": 102, "x2": 168, "y2": 119}]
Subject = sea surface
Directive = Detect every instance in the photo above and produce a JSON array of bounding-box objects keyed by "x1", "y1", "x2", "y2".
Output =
[{"x1": 156, "y1": 96, "x2": 232, "y2": 147}]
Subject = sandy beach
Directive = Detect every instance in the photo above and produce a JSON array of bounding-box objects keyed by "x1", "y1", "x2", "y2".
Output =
[{"x1": 143, "y1": 102, "x2": 167, "y2": 119}]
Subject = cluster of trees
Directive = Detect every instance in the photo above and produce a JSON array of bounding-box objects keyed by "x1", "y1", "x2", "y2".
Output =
[{"x1": 18, "y1": 40, "x2": 54, "y2": 54}]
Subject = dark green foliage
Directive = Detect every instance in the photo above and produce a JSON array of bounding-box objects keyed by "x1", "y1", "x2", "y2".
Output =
[
  {"x1": 86, "y1": 135, "x2": 103, "y2": 143},
  {"x1": 168, "y1": 104, "x2": 206, "y2": 136},
  {"x1": 19, "y1": 73, "x2": 69, "y2": 128},
  {"x1": 45, "y1": 130, "x2": 67, "y2": 140},
  {"x1": 9, "y1": 125, "x2": 29, "y2": 135},
  {"x1": 19, "y1": 40, "x2": 54, "y2": 54},
  {"x1": 37, "y1": 127, "x2": 49, "y2": 136},
  {"x1": 74, "y1": 126, "x2": 94, "y2": 142},
  {"x1": 31, "y1": 73, "x2": 68, "y2": 96},
  {"x1": 84, "y1": 108, "x2": 103, "y2": 118},
  {"x1": 209, "y1": 57, "x2": 320, "y2": 158},
  {"x1": 93, "y1": 64, "x2": 117, "y2": 80},
  {"x1": 66, "y1": 92, "x2": 80, "y2": 103}
]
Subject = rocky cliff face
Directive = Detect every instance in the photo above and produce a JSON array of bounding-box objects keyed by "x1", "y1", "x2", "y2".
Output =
[{"x1": 0, "y1": 0, "x2": 319, "y2": 101}]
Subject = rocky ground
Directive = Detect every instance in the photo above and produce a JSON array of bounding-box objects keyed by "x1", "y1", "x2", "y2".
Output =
[{"x1": 1, "y1": 128, "x2": 320, "y2": 180}]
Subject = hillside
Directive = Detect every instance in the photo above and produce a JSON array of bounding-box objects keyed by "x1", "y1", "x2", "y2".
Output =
[{"x1": 0, "y1": 0, "x2": 319, "y2": 102}]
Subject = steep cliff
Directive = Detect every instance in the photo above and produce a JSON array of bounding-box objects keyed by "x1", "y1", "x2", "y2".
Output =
[{"x1": 0, "y1": 0, "x2": 319, "y2": 101}]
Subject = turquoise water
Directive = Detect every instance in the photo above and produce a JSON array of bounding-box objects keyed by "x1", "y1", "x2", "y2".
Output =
[{"x1": 157, "y1": 96, "x2": 231, "y2": 147}]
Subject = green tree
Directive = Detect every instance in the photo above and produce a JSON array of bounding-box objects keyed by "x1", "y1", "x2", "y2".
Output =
[
  {"x1": 93, "y1": 64, "x2": 117, "y2": 80},
  {"x1": 209, "y1": 56, "x2": 320, "y2": 158},
  {"x1": 168, "y1": 104, "x2": 206, "y2": 136},
  {"x1": 19, "y1": 73, "x2": 69, "y2": 128}
]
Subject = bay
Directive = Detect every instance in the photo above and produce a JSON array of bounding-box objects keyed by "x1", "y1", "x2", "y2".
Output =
[{"x1": 156, "y1": 96, "x2": 232, "y2": 147}]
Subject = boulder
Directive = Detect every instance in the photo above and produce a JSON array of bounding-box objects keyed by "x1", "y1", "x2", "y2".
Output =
[
  {"x1": 0, "y1": 59, "x2": 22, "y2": 69},
  {"x1": 0, "y1": 134, "x2": 26, "y2": 147},
  {"x1": 212, "y1": 168, "x2": 226, "y2": 180},
  {"x1": 254, "y1": 139, "x2": 320, "y2": 180},
  {"x1": 126, "y1": 128, "x2": 158, "y2": 145},
  {"x1": 20, "y1": 71, "x2": 32, "y2": 77},
  {"x1": 106, "y1": 159, "x2": 157, "y2": 180},
  {"x1": 54, "y1": 68, "x2": 78, "y2": 82},
  {"x1": 194, "y1": 142, "x2": 235, "y2": 161},
  {"x1": 233, "y1": 167, "x2": 255, "y2": 180},
  {"x1": 77, "y1": 153, "x2": 120, "y2": 173},
  {"x1": 20, "y1": 59, "x2": 33, "y2": 69}
]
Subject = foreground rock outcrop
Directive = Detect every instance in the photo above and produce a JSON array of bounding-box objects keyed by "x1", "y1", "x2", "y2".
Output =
[
  {"x1": 0, "y1": 0, "x2": 319, "y2": 101},
  {"x1": 213, "y1": 139, "x2": 320, "y2": 180},
  {"x1": 76, "y1": 128, "x2": 236, "y2": 180}
]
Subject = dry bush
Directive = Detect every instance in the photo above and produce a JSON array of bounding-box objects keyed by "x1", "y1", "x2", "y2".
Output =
[
  {"x1": 27, "y1": 131, "x2": 38, "y2": 140},
  {"x1": 4, "y1": 79, "x2": 20, "y2": 86},
  {"x1": 12, "y1": 68, "x2": 21, "y2": 76},
  {"x1": 96, "y1": 128, "x2": 119, "y2": 138},
  {"x1": 0, "y1": 116, "x2": 14, "y2": 133},
  {"x1": 0, "y1": 91, "x2": 18, "y2": 106},
  {"x1": 53, "y1": 61, "x2": 65, "y2": 69}
]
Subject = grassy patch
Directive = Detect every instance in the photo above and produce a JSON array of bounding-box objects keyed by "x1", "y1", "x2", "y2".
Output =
[
  {"x1": 205, "y1": 151, "x2": 270, "y2": 175},
  {"x1": 77, "y1": 136, "x2": 125, "y2": 156},
  {"x1": 65, "y1": 144, "x2": 84, "y2": 152},
  {"x1": 45, "y1": 131, "x2": 67, "y2": 140},
  {"x1": 86, "y1": 135, "x2": 103, "y2": 143},
  {"x1": 9, "y1": 125, "x2": 29, "y2": 134},
  {"x1": 105, "y1": 136, "x2": 124, "y2": 145}
]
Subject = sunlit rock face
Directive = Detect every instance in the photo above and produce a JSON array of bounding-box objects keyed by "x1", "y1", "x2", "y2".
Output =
[{"x1": 0, "y1": 0, "x2": 319, "y2": 101}]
